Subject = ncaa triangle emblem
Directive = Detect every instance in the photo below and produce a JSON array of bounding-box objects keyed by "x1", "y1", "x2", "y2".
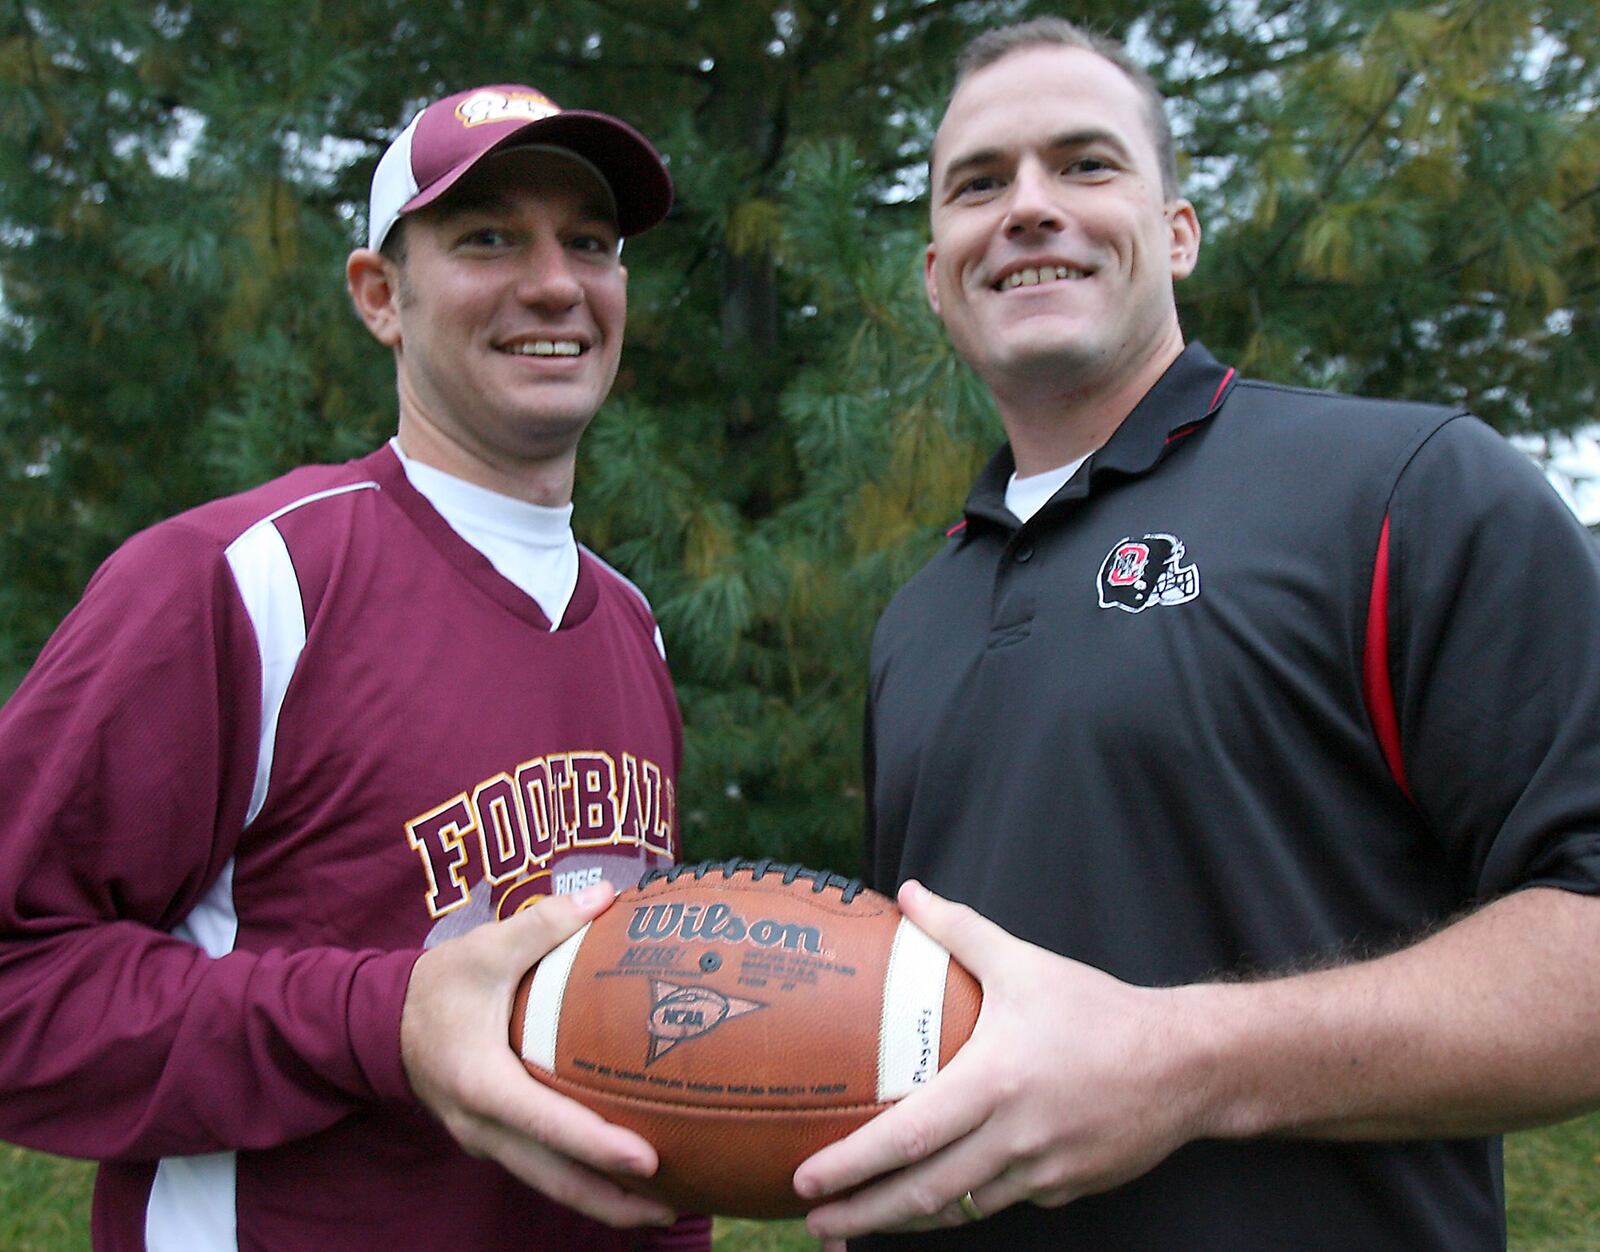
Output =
[{"x1": 645, "y1": 979, "x2": 766, "y2": 1065}]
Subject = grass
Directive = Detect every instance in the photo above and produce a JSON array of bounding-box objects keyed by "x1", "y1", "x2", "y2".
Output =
[
  {"x1": 3, "y1": 1114, "x2": 1597, "y2": 1250},
  {"x1": 710, "y1": 1217, "x2": 811, "y2": 1249},
  {"x1": 1503, "y1": 1112, "x2": 1600, "y2": 1248},
  {"x1": 0, "y1": 1144, "x2": 92, "y2": 1252}
]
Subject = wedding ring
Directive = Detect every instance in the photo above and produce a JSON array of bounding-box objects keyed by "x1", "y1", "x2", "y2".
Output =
[{"x1": 958, "y1": 1190, "x2": 984, "y2": 1222}]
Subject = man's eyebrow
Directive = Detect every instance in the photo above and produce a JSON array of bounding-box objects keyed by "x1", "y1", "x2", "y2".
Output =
[
  {"x1": 937, "y1": 128, "x2": 1132, "y2": 190},
  {"x1": 1046, "y1": 128, "x2": 1133, "y2": 160},
  {"x1": 938, "y1": 146, "x2": 1005, "y2": 190}
]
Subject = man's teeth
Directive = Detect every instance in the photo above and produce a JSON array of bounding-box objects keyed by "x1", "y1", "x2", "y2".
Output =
[
  {"x1": 1001, "y1": 266, "x2": 1086, "y2": 290},
  {"x1": 507, "y1": 341, "x2": 582, "y2": 356}
]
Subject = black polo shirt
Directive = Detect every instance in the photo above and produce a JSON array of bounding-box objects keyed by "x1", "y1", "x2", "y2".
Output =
[{"x1": 860, "y1": 343, "x2": 1600, "y2": 1250}]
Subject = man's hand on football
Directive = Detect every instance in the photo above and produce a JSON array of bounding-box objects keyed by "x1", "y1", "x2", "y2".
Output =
[
  {"x1": 793, "y1": 881, "x2": 1208, "y2": 1238},
  {"x1": 401, "y1": 883, "x2": 678, "y2": 1228}
]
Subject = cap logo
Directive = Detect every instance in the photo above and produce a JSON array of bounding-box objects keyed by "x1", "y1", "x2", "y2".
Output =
[{"x1": 455, "y1": 88, "x2": 560, "y2": 128}]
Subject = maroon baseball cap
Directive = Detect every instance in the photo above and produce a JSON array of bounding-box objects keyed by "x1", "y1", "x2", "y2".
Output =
[{"x1": 366, "y1": 84, "x2": 673, "y2": 250}]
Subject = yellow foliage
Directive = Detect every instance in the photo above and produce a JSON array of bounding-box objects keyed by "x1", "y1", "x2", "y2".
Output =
[
  {"x1": 726, "y1": 197, "x2": 783, "y2": 260},
  {"x1": 0, "y1": 36, "x2": 41, "y2": 85},
  {"x1": 1398, "y1": 92, "x2": 1472, "y2": 155},
  {"x1": 849, "y1": 480, "x2": 925, "y2": 557},
  {"x1": 1330, "y1": 50, "x2": 1402, "y2": 117},
  {"x1": 135, "y1": 46, "x2": 182, "y2": 97},
  {"x1": 781, "y1": 550, "x2": 832, "y2": 623},
  {"x1": 222, "y1": 180, "x2": 302, "y2": 334},
  {"x1": 1498, "y1": 237, "x2": 1566, "y2": 310},
  {"x1": 1299, "y1": 204, "x2": 1358, "y2": 283},
  {"x1": 1393, "y1": 150, "x2": 1464, "y2": 200},
  {"x1": 1554, "y1": 122, "x2": 1600, "y2": 206},
  {"x1": 52, "y1": 194, "x2": 108, "y2": 241},
  {"x1": 1374, "y1": 7, "x2": 1448, "y2": 71},
  {"x1": 1252, "y1": 143, "x2": 1314, "y2": 230},
  {"x1": 1448, "y1": 0, "x2": 1529, "y2": 77},
  {"x1": 848, "y1": 411, "x2": 983, "y2": 557},
  {"x1": 238, "y1": 179, "x2": 302, "y2": 272},
  {"x1": 684, "y1": 505, "x2": 737, "y2": 580},
  {"x1": 1238, "y1": 327, "x2": 1302, "y2": 381}
]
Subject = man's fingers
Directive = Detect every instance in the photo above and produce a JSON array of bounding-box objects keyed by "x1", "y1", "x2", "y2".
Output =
[
  {"x1": 801, "y1": 1132, "x2": 978, "y2": 1238},
  {"x1": 492, "y1": 1062, "x2": 660, "y2": 1178},
  {"x1": 400, "y1": 880, "x2": 673, "y2": 1219},
  {"x1": 803, "y1": 1116, "x2": 1039, "y2": 1240},
  {"x1": 492, "y1": 881, "x2": 618, "y2": 971},
  {"x1": 473, "y1": 1118, "x2": 677, "y2": 1228},
  {"x1": 794, "y1": 1051, "x2": 991, "y2": 1200},
  {"x1": 895, "y1": 879, "x2": 1013, "y2": 984}
]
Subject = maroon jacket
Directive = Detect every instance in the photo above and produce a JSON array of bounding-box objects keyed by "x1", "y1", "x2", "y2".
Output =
[{"x1": 0, "y1": 445, "x2": 708, "y2": 1251}]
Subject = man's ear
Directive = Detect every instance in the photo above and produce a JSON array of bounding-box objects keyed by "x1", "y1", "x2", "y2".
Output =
[
  {"x1": 1167, "y1": 199, "x2": 1201, "y2": 281},
  {"x1": 923, "y1": 243, "x2": 942, "y2": 316},
  {"x1": 346, "y1": 248, "x2": 403, "y2": 348}
]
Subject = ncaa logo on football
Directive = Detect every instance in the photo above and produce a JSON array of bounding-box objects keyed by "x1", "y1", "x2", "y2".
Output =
[
  {"x1": 1098, "y1": 533, "x2": 1200, "y2": 613},
  {"x1": 645, "y1": 980, "x2": 764, "y2": 1065}
]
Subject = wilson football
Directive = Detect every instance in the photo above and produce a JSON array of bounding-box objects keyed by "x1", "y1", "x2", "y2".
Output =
[{"x1": 509, "y1": 858, "x2": 982, "y2": 1218}]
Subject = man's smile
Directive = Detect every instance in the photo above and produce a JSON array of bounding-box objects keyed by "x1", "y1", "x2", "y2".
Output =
[
  {"x1": 498, "y1": 337, "x2": 588, "y2": 357},
  {"x1": 993, "y1": 264, "x2": 1093, "y2": 291}
]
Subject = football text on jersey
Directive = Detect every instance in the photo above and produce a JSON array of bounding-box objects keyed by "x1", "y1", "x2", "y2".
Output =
[{"x1": 407, "y1": 750, "x2": 674, "y2": 917}]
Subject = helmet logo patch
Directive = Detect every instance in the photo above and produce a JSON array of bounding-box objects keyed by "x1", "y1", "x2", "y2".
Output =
[{"x1": 1098, "y1": 534, "x2": 1200, "y2": 613}]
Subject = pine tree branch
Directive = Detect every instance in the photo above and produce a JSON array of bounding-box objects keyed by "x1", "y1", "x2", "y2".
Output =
[
  {"x1": 1261, "y1": 0, "x2": 1308, "y2": 26},
  {"x1": 1164, "y1": 1, "x2": 1374, "y2": 95},
  {"x1": 1242, "y1": 0, "x2": 1498, "y2": 284},
  {"x1": 763, "y1": 86, "x2": 791, "y2": 178},
  {"x1": 520, "y1": 53, "x2": 708, "y2": 79},
  {"x1": 680, "y1": 238, "x2": 715, "y2": 286},
  {"x1": 794, "y1": 0, "x2": 845, "y2": 27},
  {"x1": 575, "y1": 0, "x2": 695, "y2": 42},
  {"x1": 1565, "y1": 182, "x2": 1600, "y2": 213},
  {"x1": 874, "y1": 0, "x2": 973, "y2": 34},
  {"x1": 12, "y1": 0, "x2": 44, "y2": 90},
  {"x1": 1166, "y1": 31, "x2": 1360, "y2": 95},
  {"x1": 1243, "y1": 70, "x2": 1416, "y2": 282},
  {"x1": 769, "y1": 0, "x2": 874, "y2": 177},
  {"x1": 797, "y1": 0, "x2": 872, "y2": 71},
  {"x1": 1434, "y1": 180, "x2": 1600, "y2": 286}
]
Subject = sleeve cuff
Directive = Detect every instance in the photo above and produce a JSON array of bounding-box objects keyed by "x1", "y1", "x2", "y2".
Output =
[{"x1": 347, "y1": 947, "x2": 427, "y2": 1103}]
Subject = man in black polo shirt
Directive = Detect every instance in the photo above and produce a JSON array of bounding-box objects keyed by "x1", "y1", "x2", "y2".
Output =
[{"x1": 793, "y1": 17, "x2": 1600, "y2": 1251}]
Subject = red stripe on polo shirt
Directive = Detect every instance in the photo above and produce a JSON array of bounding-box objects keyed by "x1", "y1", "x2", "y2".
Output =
[{"x1": 1363, "y1": 515, "x2": 1413, "y2": 802}]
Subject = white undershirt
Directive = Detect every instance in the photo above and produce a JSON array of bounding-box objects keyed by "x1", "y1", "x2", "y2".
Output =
[
  {"x1": 1005, "y1": 452, "x2": 1092, "y2": 523},
  {"x1": 390, "y1": 439, "x2": 578, "y2": 629}
]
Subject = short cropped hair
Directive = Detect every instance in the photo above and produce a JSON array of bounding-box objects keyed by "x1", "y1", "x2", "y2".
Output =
[
  {"x1": 379, "y1": 217, "x2": 408, "y2": 267},
  {"x1": 944, "y1": 17, "x2": 1179, "y2": 200}
]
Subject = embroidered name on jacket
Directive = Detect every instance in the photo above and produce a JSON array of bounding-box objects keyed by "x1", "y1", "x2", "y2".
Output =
[{"x1": 1097, "y1": 534, "x2": 1201, "y2": 613}]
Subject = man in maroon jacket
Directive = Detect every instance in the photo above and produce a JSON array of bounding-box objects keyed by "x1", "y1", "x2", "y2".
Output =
[{"x1": 0, "y1": 84, "x2": 709, "y2": 1251}]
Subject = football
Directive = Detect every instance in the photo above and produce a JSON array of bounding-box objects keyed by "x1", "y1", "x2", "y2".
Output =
[{"x1": 509, "y1": 858, "x2": 982, "y2": 1218}]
